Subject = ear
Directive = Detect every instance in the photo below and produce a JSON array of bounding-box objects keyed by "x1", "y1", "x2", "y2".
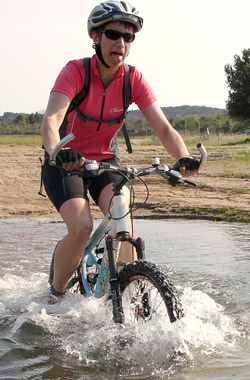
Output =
[{"x1": 91, "y1": 29, "x2": 99, "y2": 44}]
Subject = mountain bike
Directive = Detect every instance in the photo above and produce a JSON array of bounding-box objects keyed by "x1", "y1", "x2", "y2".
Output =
[{"x1": 48, "y1": 133, "x2": 207, "y2": 325}]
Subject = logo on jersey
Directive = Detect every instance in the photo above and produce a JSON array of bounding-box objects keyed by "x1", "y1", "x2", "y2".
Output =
[{"x1": 110, "y1": 107, "x2": 124, "y2": 113}]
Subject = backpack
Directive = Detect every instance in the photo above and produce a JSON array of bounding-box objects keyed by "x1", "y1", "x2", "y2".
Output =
[{"x1": 59, "y1": 57, "x2": 133, "y2": 153}]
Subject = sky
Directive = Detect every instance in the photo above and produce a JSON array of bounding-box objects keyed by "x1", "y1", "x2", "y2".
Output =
[{"x1": 1, "y1": 0, "x2": 250, "y2": 115}]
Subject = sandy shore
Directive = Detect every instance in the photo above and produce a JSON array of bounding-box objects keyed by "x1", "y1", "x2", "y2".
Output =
[{"x1": 0, "y1": 142, "x2": 249, "y2": 222}]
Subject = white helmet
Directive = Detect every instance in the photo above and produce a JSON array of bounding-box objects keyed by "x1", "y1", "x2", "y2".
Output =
[{"x1": 87, "y1": 1, "x2": 143, "y2": 37}]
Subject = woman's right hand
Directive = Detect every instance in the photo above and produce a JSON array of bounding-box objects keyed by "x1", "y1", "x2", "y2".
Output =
[{"x1": 56, "y1": 147, "x2": 85, "y2": 171}]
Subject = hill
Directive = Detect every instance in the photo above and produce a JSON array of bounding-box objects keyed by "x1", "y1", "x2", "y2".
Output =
[
  {"x1": 1, "y1": 106, "x2": 226, "y2": 122},
  {"x1": 127, "y1": 105, "x2": 227, "y2": 120}
]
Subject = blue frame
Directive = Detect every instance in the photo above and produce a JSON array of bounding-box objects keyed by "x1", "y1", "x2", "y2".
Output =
[{"x1": 81, "y1": 214, "x2": 113, "y2": 297}]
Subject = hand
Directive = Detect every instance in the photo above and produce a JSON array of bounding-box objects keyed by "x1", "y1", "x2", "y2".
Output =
[
  {"x1": 56, "y1": 148, "x2": 85, "y2": 171},
  {"x1": 173, "y1": 156, "x2": 199, "y2": 177}
]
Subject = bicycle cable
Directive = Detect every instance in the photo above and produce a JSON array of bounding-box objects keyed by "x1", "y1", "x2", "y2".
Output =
[{"x1": 107, "y1": 170, "x2": 150, "y2": 221}]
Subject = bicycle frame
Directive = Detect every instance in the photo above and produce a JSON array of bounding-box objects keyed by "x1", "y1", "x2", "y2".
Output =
[
  {"x1": 81, "y1": 213, "x2": 111, "y2": 297},
  {"x1": 81, "y1": 191, "x2": 130, "y2": 298}
]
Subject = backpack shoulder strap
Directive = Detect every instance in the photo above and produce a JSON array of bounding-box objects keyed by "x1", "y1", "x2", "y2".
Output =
[
  {"x1": 122, "y1": 63, "x2": 131, "y2": 111},
  {"x1": 122, "y1": 63, "x2": 133, "y2": 153},
  {"x1": 66, "y1": 57, "x2": 91, "y2": 115}
]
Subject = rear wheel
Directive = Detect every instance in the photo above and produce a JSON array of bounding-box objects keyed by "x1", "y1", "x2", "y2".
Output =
[{"x1": 119, "y1": 261, "x2": 184, "y2": 324}]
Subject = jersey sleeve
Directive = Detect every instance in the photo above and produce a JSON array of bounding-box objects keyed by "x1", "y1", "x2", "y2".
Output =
[
  {"x1": 130, "y1": 67, "x2": 157, "y2": 110},
  {"x1": 51, "y1": 60, "x2": 85, "y2": 100}
]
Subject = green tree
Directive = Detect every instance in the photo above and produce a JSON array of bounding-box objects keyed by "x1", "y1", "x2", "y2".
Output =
[
  {"x1": 184, "y1": 115, "x2": 199, "y2": 133},
  {"x1": 225, "y1": 49, "x2": 250, "y2": 120}
]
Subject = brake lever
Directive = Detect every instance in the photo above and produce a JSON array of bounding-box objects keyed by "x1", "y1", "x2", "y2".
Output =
[
  {"x1": 168, "y1": 170, "x2": 197, "y2": 187},
  {"x1": 167, "y1": 169, "x2": 182, "y2": 186},
  {"x1": 183, "y1": 179, "x2": 197, "y2": 187}
]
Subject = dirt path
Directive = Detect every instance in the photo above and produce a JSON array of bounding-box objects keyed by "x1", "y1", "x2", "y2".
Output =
[{"x1": 0, "y1": 142, "x2": 249, "y2": 222}]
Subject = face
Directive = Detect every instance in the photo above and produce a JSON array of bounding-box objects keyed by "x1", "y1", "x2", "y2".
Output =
[{"x1": 92, "y1": 22, "x2": 135, "y2": 69}]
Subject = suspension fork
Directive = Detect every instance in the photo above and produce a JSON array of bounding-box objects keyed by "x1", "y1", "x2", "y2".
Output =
[
  {"x1": 106, "y1": 232, "x2": 146, "y2": 324},
  {"x1": 106, "y1": 236, "x2": 124, "y2": 324},
  {"x1": 116, "y1": 232, "x2": 146, "y2": 260}
]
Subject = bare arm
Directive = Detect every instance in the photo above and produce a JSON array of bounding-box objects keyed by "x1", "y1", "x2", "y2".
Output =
[
  {"x1": 141, "y1": 101, "x2": 189, "y2": 160},
  {"x1": 41, "y1": 92, "x2": 85, "y2": 170},
  {"x1": 142, "y1": 102, "x2": 198, "y2": 176},
  {"x1": 41, "y1": 92, "x2": 71, "y2": 154}
]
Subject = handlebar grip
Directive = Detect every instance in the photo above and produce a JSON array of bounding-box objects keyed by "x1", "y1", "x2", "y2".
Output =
[
  {"x1": 196, "y1": 143, "x2": 207, "y2": 172},
  {"x1": 49, "y1": 133, "x2": 75, "y2": 166}
]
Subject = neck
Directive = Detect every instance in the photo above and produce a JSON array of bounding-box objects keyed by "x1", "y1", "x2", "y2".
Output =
[{"x1": 96, "y1": 58, "x2": 120, "y2": 87}]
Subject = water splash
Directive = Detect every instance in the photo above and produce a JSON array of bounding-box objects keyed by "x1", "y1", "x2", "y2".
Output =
[{"x1": 2, "y1": 281, "x2": 240, "y2": 379}]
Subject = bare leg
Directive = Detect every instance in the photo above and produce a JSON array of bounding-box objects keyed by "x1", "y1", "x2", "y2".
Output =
[
  {"x1": 98, "y1": 184, "x2": 137, "y2": 263},
  {"x1": 52, "y1": 197, "x2": 93, "y2": 292}
]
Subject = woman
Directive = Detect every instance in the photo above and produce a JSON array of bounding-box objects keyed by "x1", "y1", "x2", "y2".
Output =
[{"x1": 41, "y1": 1, "x2": 198, "y2": 298}]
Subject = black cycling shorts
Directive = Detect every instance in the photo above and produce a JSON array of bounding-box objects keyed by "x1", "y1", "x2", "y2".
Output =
[{"x1": 42, "y1": 156, "x2": 123, "y2": 212}]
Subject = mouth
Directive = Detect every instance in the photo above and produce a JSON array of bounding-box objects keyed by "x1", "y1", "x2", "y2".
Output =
[
  {"x1": 110, "y1": 51, "x2": 124, "y2": 64},
  {"x1": 111, "y1": 51, "x2": 124, "y2": 57}
]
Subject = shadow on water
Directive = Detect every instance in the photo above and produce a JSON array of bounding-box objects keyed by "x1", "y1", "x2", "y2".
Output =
[{"x1": 0, "y1": 218, "x2": 249, "y2": 379}]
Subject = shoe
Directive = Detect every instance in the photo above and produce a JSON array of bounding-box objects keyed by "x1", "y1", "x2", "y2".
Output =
[{"x1": 48, "y1": 285, "x2": 66, "y2": 304}]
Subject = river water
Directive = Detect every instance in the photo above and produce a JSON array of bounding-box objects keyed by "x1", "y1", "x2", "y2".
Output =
[{"x1": 0, "y1": 218, "x2": 249, "y2": 380}]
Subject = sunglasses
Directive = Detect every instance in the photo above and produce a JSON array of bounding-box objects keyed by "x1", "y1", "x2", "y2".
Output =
[{"x1": 101, "y1": 29, "x2": 135, "y2": 43}]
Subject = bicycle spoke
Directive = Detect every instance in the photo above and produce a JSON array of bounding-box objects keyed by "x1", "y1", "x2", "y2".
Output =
[
  {"x1": 122, "y1": 276, "x2": 169, "y2": 324},
  {"x1": 119, "y1": 259, "x2": 184, "y2": 325}
]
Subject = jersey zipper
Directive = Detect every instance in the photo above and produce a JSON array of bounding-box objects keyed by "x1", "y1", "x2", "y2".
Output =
[{"x1": 96, "y1": 88, "x2": 107, "y2": 131}]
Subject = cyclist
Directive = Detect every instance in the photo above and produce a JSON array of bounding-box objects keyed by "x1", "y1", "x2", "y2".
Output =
[{"x1": 41, "y1": 1, "x2": 199, "y2": 298}]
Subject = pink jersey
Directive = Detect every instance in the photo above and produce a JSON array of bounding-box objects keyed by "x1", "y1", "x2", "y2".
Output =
[{"x1": 52, "y1": 55, "x2": 156, "y2": 161}]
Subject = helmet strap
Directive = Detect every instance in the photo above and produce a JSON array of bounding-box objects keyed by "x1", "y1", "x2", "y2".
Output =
[{"x1": 93, "y1": 29, "x2": 110, "y2": 68}]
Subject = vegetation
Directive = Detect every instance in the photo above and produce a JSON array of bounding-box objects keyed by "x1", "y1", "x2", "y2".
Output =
[
  {"x1": 225, "y1": 49, "x2": 250, "y2": 122},
  {"x1": 0, "y1": 112, "x2": 43, "y2": 135},
  {"x1": 1, "y1": 132, "x2": 249, "y2": 151},
  {"x1": 0, "y1": 106, "x2": 248, "y2": 137},
  {"x1": 123, "y1": 105, "x2": 248, "y2": 137},
  {"x1": 0, "y1": 134, "x2": 42, "y2": 145},
  {"x1": 190, "y1": 207, "x2": 250, "y2": 223}
]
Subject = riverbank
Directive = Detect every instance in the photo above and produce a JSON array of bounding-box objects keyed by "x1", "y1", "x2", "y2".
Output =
[{"x1": 0, "y1": 139, "x2": 249, "y2": 222}]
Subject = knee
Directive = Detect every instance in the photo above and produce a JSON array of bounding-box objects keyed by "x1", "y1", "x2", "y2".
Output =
[{"x1": 69, "y1": 221, "x2": 93, "y2": 245}]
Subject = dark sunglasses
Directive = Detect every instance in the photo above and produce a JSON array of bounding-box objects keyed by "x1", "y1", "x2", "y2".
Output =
[{"x1": 101, "y1": 29, "x2": 135, "y2": 43}]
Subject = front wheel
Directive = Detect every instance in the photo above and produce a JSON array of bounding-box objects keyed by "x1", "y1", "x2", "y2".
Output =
[{"x1": 118, "y1": 261, "x2": 184, "y2": 324}]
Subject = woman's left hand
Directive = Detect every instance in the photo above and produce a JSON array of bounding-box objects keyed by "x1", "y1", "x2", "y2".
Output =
[{"x1": 173, "y1": 156, "x2": 200, "y2": 177}]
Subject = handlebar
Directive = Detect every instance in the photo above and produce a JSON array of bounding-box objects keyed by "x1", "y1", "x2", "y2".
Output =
[
  {"x1": 196, "y1": 143, "x2": 207, "y2": 172},
  {"x1": 49, "y1": 134, "x2": 207, "y2": 187},
  {"x1": 49, "y1": 133, "x2": 75, "y2": 166}
]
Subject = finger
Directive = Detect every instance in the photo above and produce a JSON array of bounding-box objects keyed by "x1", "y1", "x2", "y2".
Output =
[
  {"x1": 72, "y1": 157, "x2": 85, "y2": 171},
  {"x1": 184, "y1": 169, "x2": 198, "y2": 177},
  {"x1": 62, "y1": 161, "x2": 74, "y2": 171},
  {"x1": 179, "y1": 166, "x2": 185, "y2": 176},
  {"x1": 180, "y1": 167, "x2": 198, "y2": 177},
  {"x1": 71, "y1": 161, "x2": 80, "y2": 170},
  {"x1": 79, "y1": 157, "x2": 85, "y2": 167}
]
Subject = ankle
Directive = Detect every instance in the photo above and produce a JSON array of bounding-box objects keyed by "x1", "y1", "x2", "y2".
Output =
[{"x1": 50, "y1": 284, "x2": 66, "y2": 297}]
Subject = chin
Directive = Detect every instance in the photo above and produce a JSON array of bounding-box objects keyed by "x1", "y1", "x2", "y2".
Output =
[{"x1": 109, "y1": 62, "x2": 124, "y2": 69}]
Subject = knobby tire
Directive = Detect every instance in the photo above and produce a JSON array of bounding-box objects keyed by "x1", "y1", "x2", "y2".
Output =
[{"x1": 118, "y1": 260, "x2": 184, "y2": 324}]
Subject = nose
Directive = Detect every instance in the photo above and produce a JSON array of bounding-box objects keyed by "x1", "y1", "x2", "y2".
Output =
[{"x1": 117, "y1": 36, "x2": 125, "y2": 46}]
